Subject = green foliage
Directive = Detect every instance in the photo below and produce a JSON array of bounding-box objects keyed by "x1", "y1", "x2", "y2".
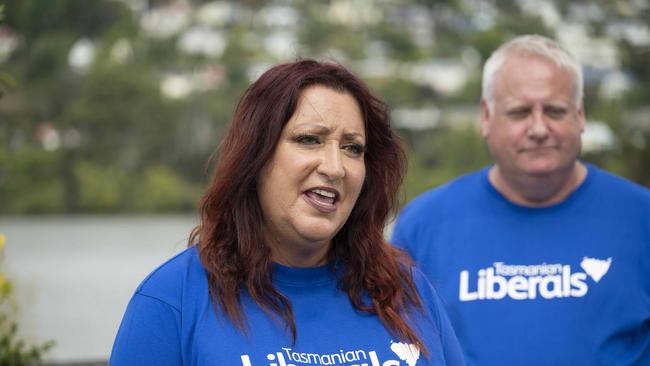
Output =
[
  {"x1": 0, "y1": 0, "x2": 649, "y2": 215},
  {"x1": 469, "y1": 29, "x2": 508, "y2": 61},
  {"x1": 0, "y1": 148, "x2": 64, "y2": 214},
  {"x1": 0, "y1": 4, "x2": 14, "y2": 99},
  {"x1": 23, "y1": 33, "x2": 76, "y2": 82},
  {"x1": 622, "y1": 84, "x2": 650, "y2": 108},
  {"x1": 0, "y1": 72, "x2": 14, "y2": 99},
  {"x1": 401, "y1": 127, "x2": 491, "y2": 202},
  {"x1": 65, "y1": 62, "x2": 178, "y2": 165},
  {"x1": 368, "y1": 78, "x2": 429, "y2": 107},
  {"x1": 376, "y1": 25, "x2": 421, "y2": 61},
  {"x1": 131, "y1": 165, "x2": 201, "y2": 212},
  {"x1": 6, "y1": 0, "x2": 130, "y2": 42},
  {"x1": 72, "y1": 161, "x2": 201, "y2": 213},
  {"x1": 0, "y1": 314, "x2": 55, "y2": 366},
  {"x1": 0, "y1": 236, "x2": 55, "y2": 365},
  {"x1": 74, "y1": 161, "x2": 128, "y2": 212},
  {"x1": 298, "y1": 7, "x2": 367, "y2": 59}
]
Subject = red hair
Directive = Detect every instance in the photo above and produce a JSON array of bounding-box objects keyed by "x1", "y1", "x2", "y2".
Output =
[{"x1": 190, "y1": 59, "x2": 424, "y2": 352}]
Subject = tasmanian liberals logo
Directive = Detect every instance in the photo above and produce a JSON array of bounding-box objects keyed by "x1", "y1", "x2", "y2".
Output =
[
  {"x1": 459, "y1": 257, "x2": 612, "y2": 301},
  {"x1": 240, "y1": 341, "x2": 420, "y2": 366}
]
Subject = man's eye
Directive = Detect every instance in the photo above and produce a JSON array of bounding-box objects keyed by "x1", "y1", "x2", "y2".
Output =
[
  {"x1": 295, "y1": 135, "x2": 320, "y2": 145},
  {"x1": 545, "y1": 107, "x2": 567, "y2": 119},
  {"x1": 343, "y1": 143, "x2": 366, "y2": 156},
  {"x1": 507, "y1": 109, "x2": 530, "y2": 120}
]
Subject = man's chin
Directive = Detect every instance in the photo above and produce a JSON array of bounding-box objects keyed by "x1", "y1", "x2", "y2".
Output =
[
  {"x1": 517, "y1": 165, "x2": 560, "y2": 179},
  {"x1": 517, "y1": 158, "x2": 565, "y2": 176}
]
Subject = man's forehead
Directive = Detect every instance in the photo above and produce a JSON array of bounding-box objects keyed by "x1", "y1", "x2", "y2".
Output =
[
  {"x1": 499, "y1": 97, "x2": 573, "y2": 108},
  {"x1": 497, "y1": 53, "x2": 575, "y2": 81},
  {"x1": 492, "y1": 60, "x2": 577, "y2": 108}
]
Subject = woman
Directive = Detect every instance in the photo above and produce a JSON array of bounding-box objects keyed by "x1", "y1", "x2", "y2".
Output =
[{"x1": 110, "y1": 59, "x2": 464, "y2": 366}]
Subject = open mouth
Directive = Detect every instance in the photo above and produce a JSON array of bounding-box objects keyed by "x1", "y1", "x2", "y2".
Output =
[{"x1": 303, "y1": 188, "x2": 339, "y2": 213}]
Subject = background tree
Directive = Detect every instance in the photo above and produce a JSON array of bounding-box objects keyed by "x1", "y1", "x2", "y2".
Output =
[{"x1": 0, "y1": 0, "x2": 648, "y2": 213}]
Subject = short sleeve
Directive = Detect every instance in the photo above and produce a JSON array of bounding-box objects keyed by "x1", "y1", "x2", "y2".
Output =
[
  {"x1": 109, "y1": 293, "x2": 182, "y2": 366},
  {"x1": 433, "y1": 288, "x2": 465, "y2": 366},
  {"x1": 412, "y1": 268, "x2": 466, "y2": 366}
]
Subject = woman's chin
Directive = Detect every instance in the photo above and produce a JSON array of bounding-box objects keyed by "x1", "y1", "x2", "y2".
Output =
[
  {"x1": 294, "y1": 221, "x2": 343, "y2": 245},
  {"x1": 296, "y1": 229, "x2": 338, "y2": 245}
]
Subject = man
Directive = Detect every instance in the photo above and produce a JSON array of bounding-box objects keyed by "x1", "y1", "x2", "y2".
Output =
[{"x1": 392, "y1": 34, "x2": 650, "y2": 365}]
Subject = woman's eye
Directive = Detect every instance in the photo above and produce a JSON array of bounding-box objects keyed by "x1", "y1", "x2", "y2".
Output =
[
  {"x1": 295, "y1": 135, "x2": 320, "y2": 145},
  {"x1": 343, "y1": 143, "x2": 366, "y2": 156}
]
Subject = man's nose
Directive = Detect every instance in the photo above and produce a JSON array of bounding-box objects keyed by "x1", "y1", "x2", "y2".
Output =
[{"x1": 528, "y1": 111, "x2": 549, "y2": 141}]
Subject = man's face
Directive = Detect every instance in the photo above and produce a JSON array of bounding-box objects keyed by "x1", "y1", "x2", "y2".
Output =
[{"x1": 481, "y1": 54, "x2": 585, "y2": 181}]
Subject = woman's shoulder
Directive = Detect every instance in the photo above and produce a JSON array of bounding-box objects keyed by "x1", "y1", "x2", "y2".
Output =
[
  {"x1": 410, "y1": 266, "x2": 439, "y2": 300},
  {"x1": 134, "y1": 245, "x2": 206, "y2": 311},
  {"x1": 409, "y1": 265, "x2": 466, "y2": 365}
]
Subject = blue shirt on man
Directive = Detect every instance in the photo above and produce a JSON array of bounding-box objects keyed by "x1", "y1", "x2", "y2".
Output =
[{"x1": 392, "y1": 164, "x2": 650, "y2": 366}]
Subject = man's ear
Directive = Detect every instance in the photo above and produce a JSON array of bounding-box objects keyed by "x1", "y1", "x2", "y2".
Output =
[{"x1": 480, "y1": 98, "x2": 491, "y2": 138}]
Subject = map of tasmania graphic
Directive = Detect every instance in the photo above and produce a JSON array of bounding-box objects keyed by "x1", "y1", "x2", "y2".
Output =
[
  {"x1": 390, "y1": 342, "x2": 420, "y2": 366},
  {"x1": 580, "y1": 257, "x2": 612, "y2": 282}
]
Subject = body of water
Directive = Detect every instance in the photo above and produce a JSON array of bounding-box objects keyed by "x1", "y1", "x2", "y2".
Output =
[{"x1": 0, "y1": 215, "x2": 196, "y2": 363}]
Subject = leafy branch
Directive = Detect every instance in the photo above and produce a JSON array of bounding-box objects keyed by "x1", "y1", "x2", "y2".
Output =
[{"x1": 0, "y1": 234, "x2": 55, "y2": 365}]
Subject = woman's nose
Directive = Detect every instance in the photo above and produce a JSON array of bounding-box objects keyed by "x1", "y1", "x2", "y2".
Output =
[{"x1": 317, "y1": 143, "x2": 345, "y2": 181}]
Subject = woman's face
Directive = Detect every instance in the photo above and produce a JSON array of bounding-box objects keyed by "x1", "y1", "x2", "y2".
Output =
[{"x1": 257, "y1": 85, "x2": 367, "y2": 267}]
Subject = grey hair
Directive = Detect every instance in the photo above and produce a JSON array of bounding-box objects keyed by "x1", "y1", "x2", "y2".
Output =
[{"x1": 481, "y1": 34, "x2": 583, "y2": 112}]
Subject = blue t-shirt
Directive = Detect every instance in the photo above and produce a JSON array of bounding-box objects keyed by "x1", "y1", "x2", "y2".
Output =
[
  {"x1": 109, "y1": 246, "x2": 465, "y2": 366},
  {"x1": 392, "y1": 164, "x2": 650, "y2": 366}
]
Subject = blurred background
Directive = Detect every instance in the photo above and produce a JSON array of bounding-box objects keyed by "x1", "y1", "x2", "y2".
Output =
[{"x1": 0, "y1": 0, "x2": 648, "y2": 364}]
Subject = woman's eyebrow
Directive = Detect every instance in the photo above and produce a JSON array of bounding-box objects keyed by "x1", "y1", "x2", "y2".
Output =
[
  {"x1": 343, "y1": 132, "x2": 365, "y2": 141},
  {"x1": 290, "y1": 123, "x2": 330, "y2": 134}
]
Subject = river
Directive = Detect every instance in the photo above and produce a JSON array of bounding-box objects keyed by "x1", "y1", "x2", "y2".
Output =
[{"x1": 0, "y1": 215, "x2": 197, "y2": 364}]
